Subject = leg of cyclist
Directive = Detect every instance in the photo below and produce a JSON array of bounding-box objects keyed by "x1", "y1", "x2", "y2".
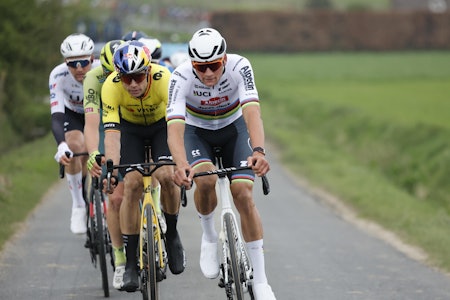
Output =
[
  {"x1": 154, "y1": 165, "x2": 185, "y2": 275},
  {"x1": 225, "y1": 116, "x2": 275, "y2": 300},
  {"x1": 150, "y1": 122, "x2": 186, "y2": 275},
  {"x1": 231, "y1": 181, "x2": 276, "y2": 300},
  {"x1": 120, "y1": 170, "x2": 142, "y2": 292},
  {"x1": 107, "y1": 181, "x2": 126, "y2": 289},
  {"x1": 180, "y1": 126, "x2": 221, "y2": 279},
  {"x1": 65, "y1": 129, "x2": 88, "y2": 234},
  {"x1": 192, "y1": 162, "x2": 221, "y2": 279},
  {"x1": 151, "y1": 173, "x2": 165, "y2": 233}
]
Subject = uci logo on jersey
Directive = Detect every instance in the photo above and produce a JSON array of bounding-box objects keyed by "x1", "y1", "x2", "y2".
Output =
[{"x1": 194, "y1": 90, "x2": 211, "y2": 97}]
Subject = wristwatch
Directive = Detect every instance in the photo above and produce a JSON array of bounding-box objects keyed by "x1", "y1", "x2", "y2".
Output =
[{"x1": 252, "y1": 146, "x2": 266, "y2": 155}]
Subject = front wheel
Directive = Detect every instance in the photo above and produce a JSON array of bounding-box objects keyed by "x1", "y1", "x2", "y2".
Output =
[
  {"x1": 224, "y1": 213, "x2": 244, "y2": 300},
  {"x1": 141, "y1": 204, "x2": 158, "y2": 300},
  {"x1": 93, "y1": 188, "x2": 109, "y2": 298}
]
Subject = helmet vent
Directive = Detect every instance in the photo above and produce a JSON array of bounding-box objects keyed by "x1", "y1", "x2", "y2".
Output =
[
  {"x1": 218, "y1": 40, "x2": 226, "y2": 55},
  {"x1": 192, "y1": 46, "x2": 218, "y2": 60}
]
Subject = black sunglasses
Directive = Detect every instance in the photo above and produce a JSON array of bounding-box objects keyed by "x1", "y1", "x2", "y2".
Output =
[
  {"x1": 120, "y1": 72, "x2": 148, "y2": 85},
  {"x1": 66, "y1": 59, "x2": 91, "y2": 69}
]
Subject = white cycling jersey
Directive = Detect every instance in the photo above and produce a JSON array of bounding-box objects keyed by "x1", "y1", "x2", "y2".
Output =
[
  {"x1": 49, "y1": 60, "x2": 101, "y2": 115},
  {"x1": 167, "y1": 54, "x2": 259, "y2": 130}
]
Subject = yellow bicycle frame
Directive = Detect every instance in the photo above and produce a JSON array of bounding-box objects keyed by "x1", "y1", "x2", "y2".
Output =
[{"x1": 139, "y1": 175, "x2": 165, "y2": 271}]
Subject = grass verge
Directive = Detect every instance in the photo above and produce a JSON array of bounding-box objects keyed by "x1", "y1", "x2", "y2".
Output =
[
  {"x1": 0, "y1": 133, "x2": 57, "y2": 249},
  {"x1": 250, "y1": 51, "x2": 450, "y2": 271}
]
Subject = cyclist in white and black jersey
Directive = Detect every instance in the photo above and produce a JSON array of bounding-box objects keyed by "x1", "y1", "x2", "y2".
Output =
[
  {"x1": 49, "y1": 33, "x2": 100, "y2": 235},
  {"x1": 167, "y1": 53, "x2": 258, "y2": 130},
  {"x1": 167, "y1": 28, "x2": 276, "y2": 300}
]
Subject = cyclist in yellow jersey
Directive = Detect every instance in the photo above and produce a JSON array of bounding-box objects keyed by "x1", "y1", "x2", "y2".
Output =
[
  {"x1": 121, "y1": 31, "x2": 169, "y2": 233},
  {"x1": 83, "y1": 40, "x2": 129, "y2": 290},
  {"x1": 102, "y1": 41, "x2": 185, "y2": 292}
]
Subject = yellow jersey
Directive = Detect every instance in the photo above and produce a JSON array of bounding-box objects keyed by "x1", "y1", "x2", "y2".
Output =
[{"x1": 102, "y1": 64, "x2": 170, "y2": 129}]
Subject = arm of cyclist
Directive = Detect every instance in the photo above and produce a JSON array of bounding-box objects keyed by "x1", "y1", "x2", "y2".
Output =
[
  {"x1": 102, "y1": 130, "x2": 121, "y2": 193},
  {"x1": 84, "y1": 113, "x2": 104, "y2": 177},
  {"x1": 83, "y1": 68, "x2": 105, "y2": 177},
  {"x1": 50, "y1": 65, "x2": 72, "y2": 165},
  {"x1": 51, "y1": 112, "x2": 73, "y2": 165},
  {"x1": 242, "y1": 104, "x2": 270, "y2": 177},
  {"x1": 101, "y1": 80, "x2": 122, "y2": 192},
  {"x1": 167, "y1": 121, "x2": 193, "y2": 189}
]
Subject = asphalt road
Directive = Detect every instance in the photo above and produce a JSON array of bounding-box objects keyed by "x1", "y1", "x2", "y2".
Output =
[{"x1": 1, "y1": 156, "x2": 450, "y2": 299}]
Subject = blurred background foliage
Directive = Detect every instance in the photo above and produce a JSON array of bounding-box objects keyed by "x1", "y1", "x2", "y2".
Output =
[
  {"x1": 0, "y1": 0, "x2": 437, "y2": 153},
  {"x1": 0, "y1": 0, "x2": 89, "y2": 151}
]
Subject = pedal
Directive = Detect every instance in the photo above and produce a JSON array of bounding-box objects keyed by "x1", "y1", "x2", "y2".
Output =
[
  {"x1": 218, "y1": 277, "x2": 225, "y2": 288},
  {"x1": 84, "y1": 237, "x2": 91, "y2": 249},
  {"x1": 156, "y1": 268, "x2": 166, "y2": 282},
  {"x1": 218, "y1": 264, "x2": 225, "y2": 288},
  {"x1": 139, "y1": 269, "x2": 146, "y2": 291},
  {"x1": 242, "y1": 281, "x2": 249, "y2": 293}
]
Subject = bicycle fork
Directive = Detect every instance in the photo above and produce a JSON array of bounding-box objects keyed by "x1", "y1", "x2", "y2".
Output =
[{"x1": 139, "y1": 179, "x2": 167, "y2": 275}]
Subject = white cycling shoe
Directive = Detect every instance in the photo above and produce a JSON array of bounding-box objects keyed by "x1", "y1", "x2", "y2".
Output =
[
  {"x1": 200, "y1": 236, "x2": 219, "y2": 279},
  {"x1": 253, "y1": 282, "x2": 276, "y2": 300},
  {"x1": 70, "y1": 207, "x2": 86, "y2": 234},
  {"x1": 113, "y1": 265, "x2": 125, "y2": 289}
]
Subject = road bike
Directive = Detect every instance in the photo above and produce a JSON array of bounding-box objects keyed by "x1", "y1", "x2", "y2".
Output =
[
  {"x1": 181, "y1": 147, "x2": 270, "y2": 300},
  {"x1": 105, "y1": 146, "x2": 176, "y2": 300},
  {"x1": 60, "y1": 152, "x2": 113, "y2": 297}
]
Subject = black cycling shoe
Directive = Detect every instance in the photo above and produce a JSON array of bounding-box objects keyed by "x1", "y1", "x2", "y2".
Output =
[
  {"x1": 121, "y1": 265, "x2": 139, "y2": 292},
  {"x1": 166, "y1": 230, "x2": 186, "y2": 275}
]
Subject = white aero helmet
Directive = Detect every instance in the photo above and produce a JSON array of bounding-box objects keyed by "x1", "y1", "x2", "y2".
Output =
[
  {"x1": 170, "y1": 51, "x2": 190, "y2": 68},
  {"x1": 138, "y1": 37, "x2": 162, "y2": 61},
  {"x1": 188, "y1": 28, "x2": 227, "y2": 62},
  {"x1": 60, "y1": 33, "x2": 95, "y2": 58}
]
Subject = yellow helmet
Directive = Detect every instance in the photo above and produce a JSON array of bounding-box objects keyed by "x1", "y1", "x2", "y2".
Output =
[{"x1": 100, "y1": 40, "x2": 125, "y2": 72}]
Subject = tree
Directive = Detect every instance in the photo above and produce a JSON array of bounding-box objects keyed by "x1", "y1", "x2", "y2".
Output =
[{"x1": 0, "y1": 0, "x2": 77, "y2": 150}]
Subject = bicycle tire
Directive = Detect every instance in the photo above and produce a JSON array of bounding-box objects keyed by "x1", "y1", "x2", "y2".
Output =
[
  {"x1": 142, "y1": 204, "x2": 158, "y2": 300},
  {"x1": 224, "y1": 212, "x2": 244, "y2": 300},
  {"x1": 94, "y1": 188, "x2": 109, "y2": 298},
  {"x1": 87, "y1": 188, "x2": 97, "y2": 265}
]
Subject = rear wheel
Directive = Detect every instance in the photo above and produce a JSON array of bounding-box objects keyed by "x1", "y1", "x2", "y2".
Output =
[{"x1": 224, "y1": 213, "x2": 244, "y2": 300}]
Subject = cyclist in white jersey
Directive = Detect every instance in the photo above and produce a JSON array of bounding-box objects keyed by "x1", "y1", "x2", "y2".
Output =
[
  {"x1": 167, "y1": 28, "x2": 276, "y2": 300},
  {"x1": 49, "y1": 33, "x2": 100, "y2": 234}
]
